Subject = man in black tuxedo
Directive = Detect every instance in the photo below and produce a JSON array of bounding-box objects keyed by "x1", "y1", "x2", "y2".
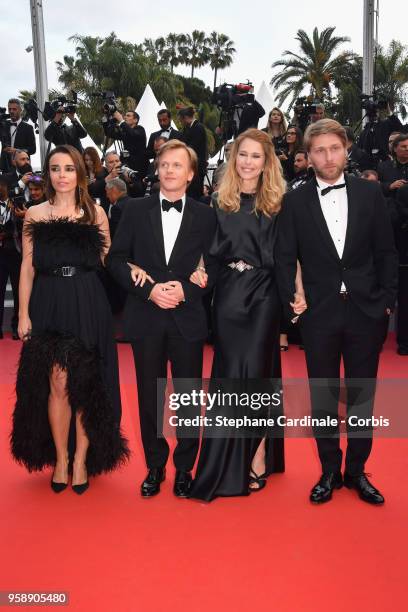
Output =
[
  {"x1": 178, "y1": 107, "x2": 208, "y2": 200},
  {"x1": 0, "y1": 99, "x2": 36, "y2": 172},
  {"x1": 107, "y1": 140, "x2": 217, "y2": 498},
  {"x1": 276, "y1": 119, "x2": 398, "y2": 505},
  {"x1": 146, "y1": 109, "x2": 183, "y2": 161}
]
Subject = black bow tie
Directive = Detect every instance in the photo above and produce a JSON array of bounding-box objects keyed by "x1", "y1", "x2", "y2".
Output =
[
  {"x1": 162, "y1": 199, "x2": 183, "y2": 213},
  {"x1": 320, "y1": 183, "x2": 346, "y2": 197},
  {"x1": 10, "y1": 122, "x2": 18, "y2": 127}
]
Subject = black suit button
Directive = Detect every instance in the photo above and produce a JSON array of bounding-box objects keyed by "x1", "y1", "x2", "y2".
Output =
[
  {"x1": 168, "y1": 269, "x2": 172, "y2": 273},
  {"x1": 343, "y1": 266, "x2": 347, "y2": 271}
]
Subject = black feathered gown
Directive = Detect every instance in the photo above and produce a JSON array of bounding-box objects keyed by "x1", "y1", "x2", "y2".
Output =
[
  {"x1": 190, "y1": 195, "x2": 285, "y2": 501},
  {"x1": 11, "y1": 219, "x2": 129, "y2": 476}
]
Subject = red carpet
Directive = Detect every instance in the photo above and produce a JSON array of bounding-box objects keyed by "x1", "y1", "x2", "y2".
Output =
[{"x1": 0, "y1": 334, "x2": 407, "y2": 611}]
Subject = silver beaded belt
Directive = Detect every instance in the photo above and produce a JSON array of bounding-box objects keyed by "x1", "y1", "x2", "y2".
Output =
[{"x1": 227, "y1": 260, "x2": 254, "y2": 272}]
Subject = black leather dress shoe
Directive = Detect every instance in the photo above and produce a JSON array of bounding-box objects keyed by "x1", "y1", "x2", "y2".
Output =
[
  {"x1": 310, "y1": 472, "x2": 343, "y2": 504},
  {"x1": 344, "y1": 473, "x2": 384, "y2": 505},
  {"x1": 173, "y1": 471, "x2": 192, "y2": 497},
  {"x1": 141, "y1": 468, "x2": 166, "y2": 497}
]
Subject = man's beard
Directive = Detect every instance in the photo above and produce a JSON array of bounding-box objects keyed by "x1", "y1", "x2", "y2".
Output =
[{"x1": 314, "y1": 163, "x2": 345, "y2": 182}]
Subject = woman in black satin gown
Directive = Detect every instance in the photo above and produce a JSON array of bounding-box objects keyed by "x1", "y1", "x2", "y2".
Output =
[{"x1": 189, "y1": 129, "x2": 306, "y2": 502}]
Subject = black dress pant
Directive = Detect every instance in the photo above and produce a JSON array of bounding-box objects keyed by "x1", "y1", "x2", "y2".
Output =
[
  {"x1": 397, "y1": 266, "x2": 408, "y2": 350},
  {"x1": 131, "y1": 315, "x2": 203, "y2": 471},
  {"x1": 0, "y1": 247, "x2": 21, "y2": 333},
  {"x1": 300, "y1": 295, "x2": 388, "y2": 476}
]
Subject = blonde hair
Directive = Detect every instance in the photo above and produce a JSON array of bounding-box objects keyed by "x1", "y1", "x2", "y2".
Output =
[
  {"x1": 218, "y1": 129, "x2": 286, "y2": 216},
  {"x1": 155, "y1": 139, "x2": 198, "y2": 176},
  {"x1": 267, "y1": 107, "x2": 287, "y2": 137},
  {"x1": 304, "y1": 119, "x2": 347, "y2": 152}
]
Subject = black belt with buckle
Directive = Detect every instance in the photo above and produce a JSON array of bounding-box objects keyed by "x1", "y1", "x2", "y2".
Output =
[{"x1": 44, "y1": 266, "x2": 89, "y2": 278}]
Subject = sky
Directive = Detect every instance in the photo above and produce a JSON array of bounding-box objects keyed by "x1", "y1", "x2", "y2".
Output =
[{"x1": 1, "y1": 0, "x2": 407, "y2": 105}]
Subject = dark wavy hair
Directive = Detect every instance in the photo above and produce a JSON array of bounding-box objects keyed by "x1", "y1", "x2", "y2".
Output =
[{"x1": 44, "y1": 145, "x2": 96, "y2": 224}]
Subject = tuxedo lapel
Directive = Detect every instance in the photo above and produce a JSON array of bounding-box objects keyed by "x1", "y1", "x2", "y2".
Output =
[
  {"x1": 307, "y1": 182, "x2": 340, "y2": 261},
  {"x1": 148, "y1": 196, "x2": 166, "y2": 266},
  {"x1": 168, "y1": 199, "x2": 193, "y2": 267},
  {"x1": 342, "y1": 175, "x2": 359, "y2": 262}
]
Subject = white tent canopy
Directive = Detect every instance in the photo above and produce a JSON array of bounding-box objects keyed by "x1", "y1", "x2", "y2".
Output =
[{"x1": 255, "y1": 81, "x2": 276, "y2": 129}]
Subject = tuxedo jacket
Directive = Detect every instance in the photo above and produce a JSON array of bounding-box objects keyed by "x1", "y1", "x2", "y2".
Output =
[
  {"x1": 275, "y1": 174, "x2": 398, "y2": 323},
  {"x1": 106, "y1": 193, "x2": 218, "y2": 340},
  {"x1": 0, "y1": 121, "x2": 36, "y2": 171},
  {"x1": 183, "y1": 122, "x2": 208, "y2": 169},
  {"x1": 146, "y1": 127, "x2": 183, "y2": 161}
]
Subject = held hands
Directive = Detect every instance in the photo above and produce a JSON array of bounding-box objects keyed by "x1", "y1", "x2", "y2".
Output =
[
  {"x1": 113, "y1": 111, "x2": 124, "y2": 123},
  {"x1": 128, "y1": 263, "x2": 154, "y2": 287},
  {"x1": 390, "y1": 180, "x2": 407, "y2": 190},
  {"x1": 18, "y1": 315, "x2": 32, "y2": 341},
  {"x1": 189, "y1": 267, "x2": 208, "y2": 288},
  {"x1": 149, "y1": 282, "x2": 185, "y2": 309},
  {"x1": 290, "y1": 292, "x2": 307, "y2": 316}
]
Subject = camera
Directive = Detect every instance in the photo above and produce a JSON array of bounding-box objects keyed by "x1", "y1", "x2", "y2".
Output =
[
  {"x1": 43, "y1": 91, "x2": 78, "y2": 122},
  {"x1": 92, "y1": 91, "x2": 118, "y2": 118},
  {"x1": 294, "y1": 97, "x2": 319, "y2": 131},
  {"x1": 213, "y1": 81, "x2": 255, "y2": 140},
  {"x1": 360, "y1": 94, "x2": 388, "y2": 118}
]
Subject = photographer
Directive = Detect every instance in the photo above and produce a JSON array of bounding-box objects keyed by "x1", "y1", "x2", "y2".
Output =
[
  {"x1": 178, "y1": 107, "x2": 208, "y2": 199},
  {"x1": 345, "y1": 127, "x2": 371, "y2": 175},
  {"x1": 278, "y1": 125, "x2": 304, "y2": 181},
  {"x1": 97, "y1": 151, "x2": 144, "y2": 209},
  {"x1": 378, "y1": 133, "x2": 408, "y2": 198},
  {"x1": 287, "y1": 150, "x2": 312, "y2": 191},
  {"x1": 310, "y1": 103, "x2": 325, "y2": 123},
  {"x1": 3, "y1": 149, "x2": 33, "y2": 200},
  {"x1": 0, "y1": 175, "x2": 21, "y2": 340},
  {"x1": 0, "y1": 98, "x2": 36, "y2": 172},
  {"x1": 146, "y1": 109, "x2": 183, "y2": 161},
  {"x1": 236, "y1": 97, "x2": 265, "y2": 134},
  {"x1": 358, "y1": 102, "x2": 404, "y2": 167},
  {"x1": 27, "y1": 175, "x2": 46, "y2": 207},
  {"x1": 103, "y1": 110, "x2": 147, "y2": 175},
  {"x1": 44, "y1": 108, "x2": 88, "y2": 153},
  {"x1": 395, "y1": 184, "x2": 408, "y2": 355}
]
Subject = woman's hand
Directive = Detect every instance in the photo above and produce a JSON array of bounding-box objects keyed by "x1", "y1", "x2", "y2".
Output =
[
  {"x1": 18, "y1": 315, "x2": 32, "y2": 341},
  {"x1": 290, "y1": 292, "x2": 307, "y2": 315},
  {"x1": 189, "y1": 267, "x2": 208, "y2": 288},
  {"x1": 128, "y1": 263, "x2": 154, "y2": 287}
]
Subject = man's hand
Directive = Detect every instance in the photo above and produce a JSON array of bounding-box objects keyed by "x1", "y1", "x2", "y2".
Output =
[
  {"x1": 290, "y1": 292, "x2": 307, "y2": 315},
  {"x1": 149, "y1": 283, "x2": 180, "y2": 309},
  {"x1": 113, "y1": 111, "x2": 124, "y2": 123},
  {"x1": 67, "y1": 112, "x2": 76, "y2": 122},
  {"x1": 163, "y1": 281, "x2": 185, "y2": 303},
  {"x1": 4, "y1": 146, "x2": 16, "y2": 154},
  {"x1": 14, "y1": 205, "x2": 27, "y2": 218},
  {"x1": 21, "y1": 173, "x2": 32, "y2": 185},
  {"x1": 390, "y1": 179, "x2": 407, "y2": 190},
  {"x1": 105, "y1": 166, "x2": 121, "y2": 182}
]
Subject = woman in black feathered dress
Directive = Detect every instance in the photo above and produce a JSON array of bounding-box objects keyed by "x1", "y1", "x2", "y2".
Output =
[{"x1": 11, "y1": 145, "x2": 130, "y2": 494}]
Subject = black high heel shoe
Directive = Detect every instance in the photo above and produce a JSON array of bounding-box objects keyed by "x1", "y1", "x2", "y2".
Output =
[
  {"x1": 72, "y1": 463, "x2": 89, "y2": 495},
  {"x1": 248, "y1": 469, "x2": 267, "y2": 493},
  {"x1": 51, "y1": 473, "x2": 68, "y2": 493},
  {"x1": 72, "y1": 481, "x2": 89, "y2": 495}
]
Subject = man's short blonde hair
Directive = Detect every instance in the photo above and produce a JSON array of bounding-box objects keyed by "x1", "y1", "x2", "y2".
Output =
[
  {"x1": 304, "y1": 119, "x2": 347, "y2": 152},
  {"x1": 155, "y1": 139, "x2": 198, "y2": 176}
]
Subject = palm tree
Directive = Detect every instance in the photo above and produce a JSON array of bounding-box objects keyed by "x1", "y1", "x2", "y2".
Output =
[
  {"x1": 270, "y1": 27, "x2": 357, "y2": 109},
  {"x1": 375, "y1": 40, "x2": 408, "y2": 118},
  {"x1": 207, "y1": 32, "x2": 236, "y2": 89},
  {"x1": 179, "y1": 30, "x2": 208, "y2": 78},
  {"x1": 163, "y1": 33, "x2": 183, "y2": 73}
]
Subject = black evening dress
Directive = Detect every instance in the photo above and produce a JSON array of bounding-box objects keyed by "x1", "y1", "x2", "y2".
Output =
[
  {"x1": 11, "y1": 218, "x2": 129, "y2": 476},
  {"x1": 190, "y1": 195, "x2": 285, "y2": 501}
]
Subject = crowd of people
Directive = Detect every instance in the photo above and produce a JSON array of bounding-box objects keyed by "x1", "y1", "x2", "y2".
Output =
[{"x1": 0, "y1": 92, "x2": 407, "y2": 504}]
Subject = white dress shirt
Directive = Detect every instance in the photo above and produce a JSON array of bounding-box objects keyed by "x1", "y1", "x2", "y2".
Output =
[
  {"x1": 159, "y1": 191, "x2": 186, "y2": 264},
  {"x1": 316, "y1": 173, "x2": 348, "y2": 291},
  {"x1": 10, "y1": 118, "x2": 22, "y2": 148}
]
